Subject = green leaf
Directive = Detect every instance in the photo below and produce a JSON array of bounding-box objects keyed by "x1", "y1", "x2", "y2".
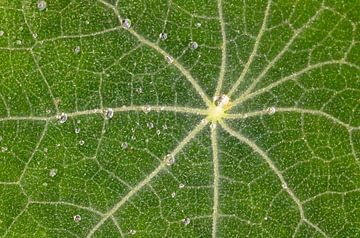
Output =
[{"x1": 0, "y1": 0, "x2": 359, "y2": 237}]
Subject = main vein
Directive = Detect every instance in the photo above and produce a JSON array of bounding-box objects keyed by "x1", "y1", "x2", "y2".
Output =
[
  {"x1": 210, "y1": 125, "x2": 220, "y2": 238},
  {"x1": 86, "y1": 120, "x2": 208, "y2": 237},
  {"x1": 214, "y1": 0, "x2": 227, "y2": 96},
  {"x1": 227, "y1": 0, "x2": 272, "y2": 97}
]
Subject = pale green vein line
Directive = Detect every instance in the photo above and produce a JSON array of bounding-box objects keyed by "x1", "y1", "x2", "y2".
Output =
[
  {"x1": 226, "y1": 107, "x2": 357, "y2": 130},
  {"x1": 18, "y1": 121, "x2": 48, "y2": 182},
  {"x1": 39, "y1": 26, "x2": 121, "y2": 43},
  {"x1": 86, "y1": 120, "x2": 208, "y2": 237},
  {"x1": 97, "y1": 0, "x2": 212, "y2": 107},
  {"x1": 220, "y1": 121, "x2": 329, "y2": 238},
  {"x1": 210, "y1": 125, "x2": 220, "y2": 238},
  {"x1": 230, "y1": 60, "x2": 355, "y2": 108},
  {"x1": 227, "y1": 0, "x2": 272, "y2": 97},
  {"x1": 0, "y1": 105, "x2": 208, "y2": 122},
  {"x1": 214, "y1": 0, "x2": 227, "y2": 96},
  {"x1": 29, "y1": 201, "x2": 104, "y2": 216},
  {"x1": 3, "y1": 203, "x2": 29, "y2": 237},
  {"x1": 238, "y1": 6, "x2": 325, "y2": 98},
  {"x1": 111, "y1": 216, "x2": 124, "y2": 238},
  {"x1": 30, "y1": 50, "x2": 59, "y2": 114},
  {"x1": 0, "y1": 181, "x2": 18, "y2": 185}
]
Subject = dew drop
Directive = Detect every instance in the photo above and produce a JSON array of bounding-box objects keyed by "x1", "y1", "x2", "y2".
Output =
[
  {"x1": 57, "y1": 113, "x2": 68, "y2": 124},
  {"x1": 73, "y1": 214, "x2": 81, "y2": 222},
  {"x1": 131, "y1": 135, "x2": 136, "y2": 141},
  {"x1": 142, "y1": 105, "x2": 152, "y2": 114},
  {"x1": 74, "y1": 46, "x2": 81, "y2": 54},
  {"x1": 162, "y1": 124, "x2": 168, "y2": 130},
  {"x1": 122, "y1": 19, "x2": 131, "y2": 29},
  {"x1": 146, "y1": 122, "x2": 154, "y2": 129},
  {"x1": 159, "y1": 32, "x2": 168, "y2": 41},
  {"x1": 42, "y1": 182, "x2": 48, "y2": 187},
  {"x1": 266, "y1": 106, "x2": 276, "y2": 115},
  {"x1": 189, "y1": 41, "x2": 198, "y2": 50},
  {"x1": 171, "y1": 192, "x2": 176, "y2": 198},
  {"x1": 1, "y1": 147, "x2": 8, "y2": 152},
  {"x1": 264, "y1": 216, "x2": 268, "y2": 221},
  {"x1": 165, "y1": 154, "x2": 175, "y2": 166},
  {"x1": 195, "y1": 22, "x2": 201, "y2": 28},
  {"x1": 135, "y1": 87, "x2": 143, "y2": 94},
  {"x1": 44, "y1": 148, "x2": 48, "y2": 153},
  {"x1": 156, "y1": 129, "x2": 161, "y2": 136},
  {"x1": 0, "y1": 30, "x2": 4, "y2": 37},
  {"x1": 210, "y1": 123, "x2": 217, "y2": 130},
  {"x1": 129, "y1": 229, "x2": 136, "y2": 235},
  {"x1": 37, "y1": 0, "x2": 47, "y2": 11},
  {"x1": 183, "y1": 217, "x2": 190, "y2": 225},
  {"x1": 201, "y1": 118, "x2": 208, "y2": 124},
  {"x1": 165, "y1": 55, "x2": 174, "y2": 64},
  {"x1": 49, "y1": 168, "x2": 57, "y2": 177},
  {"x1": 179, "y1": 183, "x2": 185, "y2": 189},
  {"x1": 15, "y1": 40, "x2": 22, "y2": 45},
  {"x1": 103, "y1": 108, "x2": 114, "y2": 119},
  {"x1": 214, "y1": 94, "x2": 230, "y2": 107},
  {"x1": 79, "y1": 140, "x2": 85, "y2": 146},
  {"x1": 75, "y1": 128, "x2": 81, "y2": 134},
  {"x1": 32, "y1": 33, "x2": 38, "y2": 39},
  {"x1": 282, "y1": 182, "x2": 288, "y2": 189},
  {"x1": 121, "y1": 142, "x2": 128, "y2": 149}
]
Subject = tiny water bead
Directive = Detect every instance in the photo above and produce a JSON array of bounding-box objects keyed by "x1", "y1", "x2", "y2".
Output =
[
  {"x1": 189, "y1": 41, "x2": 198, "y2": 50},
  {"x1": 1, "y1": 147, "x2": 8, "y2": 152},
  {"x1": 165, "y1": 154, "x2": 175, "y2": 166},
  {"x1": 142, "y1": 105, "x2": 152, "y2": 114},
  {"x1": 213, "y1": 94, "x2": 230, "y2": 107},
  {"x1": 179, "y1": 183, "x2": 185, "y2": 189},
  {"x1": 74, "y1": 46, "x2": 81, "y2": 54},
  {"x1": 121, "y1": 142, "x2": 128, "y2": 149},
  {"x1": 146, "y1": 122, "x2": 154, "y2": 129},
  {"x1": 0, "y1": 30, "x2": 4, "y2": 37},
  {"x1": 171, "y1": 192, "x2": 176, "y2": 198},
  {"x1": 75, "y1": 128, "x2": 81, "y2": 134},
  {"x1": 57, "y1": 113, "x2": 68, "y2": 123},
  {"x1": 165, "y1": 55, "x2": 174, "y2": 64},
  {"x1": 73, "y1": 214, "x2": 81, "y2": 222},
  {"x1": 49, "y1": 168, "x2": 57, "y2": 177},
  {"x1": 159, "y1": 32, "x2": 168, "y2": 41},
  {"x1": 129, "y1": 230, "x2": 136, "y2": 235},
  {"x1": 195, "y1": 22, "x2": 201, "y2": 28},
  {"x1": 103, "y1": 108, "x2": 114, "y2": 119},
  {"x1": 122, "y1": 19, "x2": 131, "y2": 29},
  {"x1": 37, "y1": 0, "x2": 47, "y2": 11},
  {"x1": 281, "y1": 182, "x2": 288, "y2": 189},
  {"x1": 266, "y1": 106, "x2": 276, "y2": 115},
  {"x1": 210, "y1": 123, "x2": 217, "y2": 130},
  {"x1": 183, "y1": 218, "x2": 190, "y2": 225},
  {"x1": 79, "y1": 140, "x2": 85, "y2": 146}
]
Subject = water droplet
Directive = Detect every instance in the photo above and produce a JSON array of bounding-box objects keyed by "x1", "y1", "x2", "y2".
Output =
[
  {"x1": 49, "y1": 168, "x2": 57, "y2": 177},
  {"x1": 0, "y1": 30, "x2": 4, "y2": 37},
  {"x1": 1, "y1": 147, "x2": 8, "y2": 152},
  {"x1": 73, "y1": 214, "x2": 81, "y2": 222},
  {"x1": 142, "y1": 105, "x2": 152, "y2": 114},
  {"x1": 171, "y1": 192, "x2": 176, "y2": 198},
  {"x1": 32, "y1": 33, "x2": 38, "y2": 39},
  {"x1": 75, "y1": 128, "x2": 81, "y2": 134},
  {"x1": 131, "y1": 135, "x2": 136, "y2": 141},
  {"x1": 37, "y1": 0, "x2": 47, "y2": 11},
  {"x1": 77, "y1": 120, "x2": 81, "y2": 124},
  {"x1": 179, "y1": 183, "x2": 185, "y2": 189},
  {"x1": 195, "y1": 22, "x2": 201, "y2": 28},
  {"x1": 129, "y1": 229, "x2": 136, "y2": 235},
  {"x1": 43, "y1": 182, "x2": 48, "y2": 187},
  {"x1": 146, "y1": 122, "x2": 154, "y2": 129},
  {"x1": 213, "y1": 94, "x2": 230, "y2": 107},
  {"x1": 266, "y1": 106, "x2": 276, "y2": 115},
  {"x1": 122, "y1": 19, "x2": 131, "y2": 29},
  {"x1": 183, "y1": 217, "x2": 190, "y2": 225},
  {"x1": 44, "y1": 148, "x2": 48, "y2": 153},
  {"x1": 189, "y1": 41, "x2": 198, "y2": 50},
  {"x1": 135, "y1": 87, "x2": 143, "y2": 94},
  {"x1": 79, "y1": 140, "x2": 85, "y2": 146},
  {"x1": 103, "y1": 108, "x2": 114, "y2": 119},
  {"x1": 210, "y1": 123, "x2": 217, "y2": 129},
  {"x1": 159, "y1": 32, "x2": 168, "y2": 41},
  {"x1": 201, "y1": 118, "x2": 208, "y2": 124},
  {"x1": 165, "y1": 55, "x2": 174, "y2": 64},
  {"x1": 156, "y1": 129, "x2": 161, "y2": 136},
  {"x1": 165, "y1": 154, "x2": 175, "y2": 166},
  {"x1": 16, "y1": 40, "x2": 22, "y2": 45},
  {"x1": 162, "y1": 124, "x2": 168, "y2": 130},
  {"x1": 264, "y1": 216, "x2": 268, "y2": 221},
  {"x1": 57, "y1": 113, "x2": 68, "y2": 123},
  {"x1": 121, "y1": 142, "x2": 128, "y2": 149},
  {"x1": 282, "y1": 182, "x2": 288, "y2": 189},
  {"x1": 74, "y1": 46, "x2": 81, "y2": 54}
]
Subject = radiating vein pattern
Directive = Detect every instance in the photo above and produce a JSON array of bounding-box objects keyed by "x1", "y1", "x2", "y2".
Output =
[{"x1": 0, "y1": 0, "x2": 359, "y2": 237}]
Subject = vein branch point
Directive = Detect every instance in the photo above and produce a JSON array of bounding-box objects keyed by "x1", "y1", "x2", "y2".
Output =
[{"x1": 208, "y1": 94, "x2": 231, "y2": 122}]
